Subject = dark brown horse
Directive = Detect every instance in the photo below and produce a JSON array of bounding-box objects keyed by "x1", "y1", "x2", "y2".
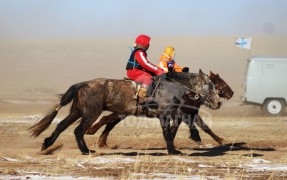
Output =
[
  {"x1": 86, "y1": 71, "x2": 233, "y2": 147},
  {"x1": 29, "y1": 70, "x2": 221, "y2": 155},
  {"x1": 170, "y1": 71, "x2": 234, "y2": 144}
]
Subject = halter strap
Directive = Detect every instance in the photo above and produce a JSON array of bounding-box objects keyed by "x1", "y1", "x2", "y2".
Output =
[
  {"x1": 166, "y1": 75, "x2": 221, "y2": 101},
  {"x1": 165, "y1": 77, "x2": 205, "y2": 97}
]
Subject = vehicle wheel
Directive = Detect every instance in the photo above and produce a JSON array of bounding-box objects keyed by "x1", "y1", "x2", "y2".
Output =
[{"x1": 262, "y1": 99, "x2": 285, "y2": 116}]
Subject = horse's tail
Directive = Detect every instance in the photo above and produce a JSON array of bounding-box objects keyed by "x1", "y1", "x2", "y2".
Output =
[{"x1": 29, "y1": 82, "x2": 86, "y2": 137}]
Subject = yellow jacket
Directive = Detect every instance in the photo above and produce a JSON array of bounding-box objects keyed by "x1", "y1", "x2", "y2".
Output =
[{"x1": 158, "y1": 54, "x2": 183, "y2": 73}]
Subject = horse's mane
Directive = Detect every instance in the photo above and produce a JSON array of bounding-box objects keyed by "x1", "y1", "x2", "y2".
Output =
[{"x1": 166, "y1": 72, "x2": 198, "y2": 81}]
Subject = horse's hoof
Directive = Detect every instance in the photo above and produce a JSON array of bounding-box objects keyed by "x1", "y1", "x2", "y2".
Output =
[
  {"x1": 98, "y1": 143, "x2": 109, "y2": 148},
  {"x1": 168, "y1": 149, "x2": 182, "y2": 155},
  {"x1": 39, "y1": 143, "x2": 63, "y2": 155},
  {"x1": 217, "y1": 138, "x2": 225, "y2": 145},
  {"x1": 41, "y1": 143, "x2": 47, "y2": 151},
  {"x1": 194, "y1": 140, "x2": 202, "y2": 145},
  {"x1": 81, "y1": 149, "x2": 96, "y2": 155}
]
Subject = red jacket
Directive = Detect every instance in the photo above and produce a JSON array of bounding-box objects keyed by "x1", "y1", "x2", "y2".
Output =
[{"x1": 133, "y1": 49, "x2": 163, "y2": 75}]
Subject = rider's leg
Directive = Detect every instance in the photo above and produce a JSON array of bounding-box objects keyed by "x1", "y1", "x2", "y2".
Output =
[{"x1": 138, "y1": 84, "x2": 149, "y2": 98}]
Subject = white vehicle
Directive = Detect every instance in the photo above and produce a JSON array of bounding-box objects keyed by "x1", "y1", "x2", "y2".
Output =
[{"x1": 242, "y1": 56, "x2": 287, "y2": 116}]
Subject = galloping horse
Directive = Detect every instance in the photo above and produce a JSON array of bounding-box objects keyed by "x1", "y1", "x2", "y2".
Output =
[
  {"x1": 170, "y1": 71, "x2": 234, "y2": 144},
  {"x1": 86, "y1": 71, "x2": 233, "y2": 147},
  {"x1": 29, "y1": 70, "x2": 221, "y2": 155}
]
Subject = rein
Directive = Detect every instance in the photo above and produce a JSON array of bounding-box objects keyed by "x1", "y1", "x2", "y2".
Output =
[
  {"x1": 166, "y1": 75, "x2": 222, "y2": 101},
  {"x1": 165, "y1": 76, "x2": 205, "y2": 99}
]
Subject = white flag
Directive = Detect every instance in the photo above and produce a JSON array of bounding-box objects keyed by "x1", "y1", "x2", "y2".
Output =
[{"x1": 235, "y1": 37, "x2": 252, "y2": 49}]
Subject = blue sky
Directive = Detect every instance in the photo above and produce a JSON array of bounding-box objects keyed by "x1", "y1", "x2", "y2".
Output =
[{"x1": 0, "y1": 0, "x2": 286, "y2": 39}]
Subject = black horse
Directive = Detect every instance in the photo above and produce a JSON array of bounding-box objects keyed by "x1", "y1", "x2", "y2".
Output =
[
  {"x1": 86, "y1": 71, "x2": 233, "y2": 147},
  {"x1": 29, "y1": 70, "x2": 221, "y2": 155}
]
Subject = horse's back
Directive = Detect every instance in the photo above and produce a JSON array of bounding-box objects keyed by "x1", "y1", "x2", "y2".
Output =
[{"x1": 84, "y1": 78, "x2": 138, "y2": 113}]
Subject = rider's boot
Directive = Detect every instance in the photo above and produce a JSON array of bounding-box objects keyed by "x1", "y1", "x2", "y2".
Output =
[{"x1": 138, "y1": 84, "x2": 154, "y2": 104}]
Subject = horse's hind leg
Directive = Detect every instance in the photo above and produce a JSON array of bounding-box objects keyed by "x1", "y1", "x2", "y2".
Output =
[
  {"x1": 42, "y1": 111, "x2": 80, "y2": 151},
  {"x1": 98, "y1": 116, "x2": 124, "y2": 148},
  {"x1": 85, "y1": 113, "x2": 119, "y2": 135},
  {"x1": 74, "y1": 111, "x2": 103, "y2": 155},
  {"x1": 194, "y1": 115, "x2": 224, "y2": 145}
]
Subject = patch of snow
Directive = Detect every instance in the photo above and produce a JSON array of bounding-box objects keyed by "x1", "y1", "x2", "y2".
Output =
[
  {"x1": 2, "y1": 99, "x2": 33, "y2": 104},
  {"x1": 243, "y1": 158, "x2": 287, "y2": 172},
  {"x1": 187, "y1": 167, "x2": 194, "y2": 172},
  {"x1": 0, "y1": 157, "x2": 19, "y2": 162},
  {"x1": 131, "y1": 173, "x2": 146, "y2": 176},
  {"x1": 173, "y1": 157, "x2": 197, "y2": 163},
  {"x1": 131, "y1": 173, "x2": 222, "y2": 180},
  {"x1": 75, "y1": 163, "x2": 86, "y2": 169},
  {"x1": 92, "y1": 157, "x2": 137, "y2": 164},
  {"x1": 0, "y1": 175, "x2": 101, "y2": 180},
  {"x1": 198, "y1": 164, "x2": 213, "y2": 168},
  {"x1": 251, "y1": 158, "x2": 271, "y2": 164},
  {"x1": 78, "y1": 157, "x2": 138, "y2": 165},
  {"x1": 246, "y1": 164, "x2": 287, "y2": 172},
  {"x1": 148, "y1": 173, "x2": 179, "y2": 178},
  {"x1": 0, "y1": 114, "x2": 61, "y2": 124},
  {"x1": 2, "y1": 99, "x2": 51, "y2": 105},
  {"x1": 205, "y1": 144, "x2": 215, "y2": 148},
  {"x1": 23, "y1": 114, "x2": 41, "y2": 121},
  {"x1": 94, "y1": 166, "x2": 124, "y2": 170}
]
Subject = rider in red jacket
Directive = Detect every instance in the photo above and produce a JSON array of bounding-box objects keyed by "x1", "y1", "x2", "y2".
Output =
[{"x1": 126, "y1": 34, "x2": 164, "y2": 102}]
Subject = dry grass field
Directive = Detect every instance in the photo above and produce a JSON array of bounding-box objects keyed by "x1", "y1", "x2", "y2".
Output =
[
  {"x1": 0, "y1": 37, "x2": 287, "y2": 179},
  {"x1": 0, "y1": 109, "x2": 287, "y2": 179}
]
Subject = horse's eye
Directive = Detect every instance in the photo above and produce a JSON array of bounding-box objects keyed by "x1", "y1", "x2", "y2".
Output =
[{"x1": 219, "y1": 90, "x2": 224, "y2": 95}]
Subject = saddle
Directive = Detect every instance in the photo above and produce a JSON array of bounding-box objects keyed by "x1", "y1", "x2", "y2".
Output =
[{"x1": 123, "y1": 77, "x2": 161, "y2": 103}]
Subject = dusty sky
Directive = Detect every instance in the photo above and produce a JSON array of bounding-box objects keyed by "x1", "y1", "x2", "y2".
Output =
[{"x1": 0, "y1": 0, "x2": 287, "y2": 39}]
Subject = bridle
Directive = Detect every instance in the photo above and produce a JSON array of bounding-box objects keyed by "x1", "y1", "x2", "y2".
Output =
[
  {"x1": 215, "y1": 83, "x2": 228, "y2": 96},
  {"x1": 166, "y1": 75, "x2": 217, "y2": 101}
]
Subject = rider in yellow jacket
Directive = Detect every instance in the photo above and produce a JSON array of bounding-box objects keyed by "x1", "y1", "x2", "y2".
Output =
[{"x1": 158, "y1": 46, "x2": 189, "y2": 73}]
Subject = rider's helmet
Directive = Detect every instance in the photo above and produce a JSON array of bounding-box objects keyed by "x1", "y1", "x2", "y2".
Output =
[
  {"x1": 135, "y1": 34, "x2": 151, "y2": 50},
  {"x1": 164, "y1": 46, "x2": 175, "y2": 59}
]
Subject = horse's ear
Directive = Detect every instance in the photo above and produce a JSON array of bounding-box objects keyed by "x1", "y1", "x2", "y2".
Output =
[
  {"x1": 199, "y1": 69, "x2": 204, "y2": 77},
  {"x1": 210, "y1": 71, "x2": 220, "y2": 77},
  {"x1": 210, "y1": 71, "x2": 215, "y2": 76}
]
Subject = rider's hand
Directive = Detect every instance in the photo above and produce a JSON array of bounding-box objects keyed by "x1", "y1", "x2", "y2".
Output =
[
  {"x1": 182, "y1": 67, "x2": 189, "y2": 72},
  {"x1": 168, "y1": 67, "x2": 174, "y2": 72},
  {"x1": 156, "y1": 67, "x2": 164, "y2": 75}
]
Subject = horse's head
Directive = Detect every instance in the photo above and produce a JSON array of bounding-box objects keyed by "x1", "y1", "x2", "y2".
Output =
[
  {"x1": 165, "y1": 70, "x2": 222, "y2": 109},
  {"x1": 209, "y1": 71, "x2": 234, "y2": 100},
  {"x1": 193, "y1": 69, "x2": 222, "y2": 110}
]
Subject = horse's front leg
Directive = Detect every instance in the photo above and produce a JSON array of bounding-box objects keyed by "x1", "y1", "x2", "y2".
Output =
[
  {"x1": 160, "y1": 117, "x2": 182, "y2": 155},
  {"x1": 171, "y1": 118, "x2": 182, "y2": 143},
  {"x1": 188, "y1": 121, "x2": 202, "y2": 145},
  {"x1": 182, "y1": 114, "x2": 202, "y2": 145},
  {"x1": 194, "y1": 114, "x2": 224, "y2": 145}
]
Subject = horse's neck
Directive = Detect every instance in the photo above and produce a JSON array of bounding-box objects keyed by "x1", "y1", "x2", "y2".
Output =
[{"x1": 167, "y1": 73, "x2": 199, "y2": 90}]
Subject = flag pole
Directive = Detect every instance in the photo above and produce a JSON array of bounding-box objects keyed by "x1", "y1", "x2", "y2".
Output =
[{"x1": 248, "y1": 39, "x2": 252, "y2": 58}]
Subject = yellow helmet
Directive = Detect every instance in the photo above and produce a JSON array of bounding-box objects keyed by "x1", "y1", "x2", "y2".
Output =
[{"x1": 163, "y1": 46, "x2": 175, "y2": 59}]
